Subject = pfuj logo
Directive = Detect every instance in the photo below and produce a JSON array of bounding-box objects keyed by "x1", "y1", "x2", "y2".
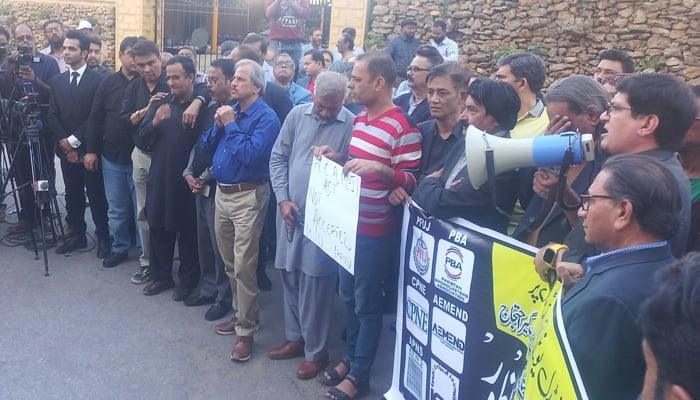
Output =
[
  {"x1": 444, "y1": 247, "x2": 463, "y2": 279},
  {"x1": 413, "y1": 234, "x2": 430, "y2": 275}
]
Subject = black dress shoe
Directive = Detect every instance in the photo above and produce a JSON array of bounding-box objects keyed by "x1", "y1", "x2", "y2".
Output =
[
  {"x1": 56, "y1": 235, "x2": 88, "y2": 254},
  {"x1": 257, "y1": 269, "x2": 272, "y2": 292},
  {"x1": 184, "y1": 294, "x2": 215, "y2": 307},
  {"x1": 205, "y1": 302, "x2": 232, "y2": 321},
  {"x1": 102, "y1": 252, "x2": 128, "y2": 268},
  {"x1": 172, "y1": 286, "x2": 193, "y2": 302},
  {"x1": 97, "y1": 235, "x2": 112, "y2": 259},
  {"x1": 142, "y1": 279, "x2": 174, "y2": 296}
]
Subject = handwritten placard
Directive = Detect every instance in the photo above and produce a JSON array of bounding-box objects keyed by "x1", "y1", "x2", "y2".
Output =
[{"x1": 304, "y1": 156, "x2": 361, "y2": 274}]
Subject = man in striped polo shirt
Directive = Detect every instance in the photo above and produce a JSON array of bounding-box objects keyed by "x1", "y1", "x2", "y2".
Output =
[{"x1": 316, "y1": 51, "x2": 422, "y2": 400}]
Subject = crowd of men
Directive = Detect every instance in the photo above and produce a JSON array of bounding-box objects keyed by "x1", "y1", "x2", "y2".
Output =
[{"x1": 1, "y1": 12, "x2": 700, "y2": 400}]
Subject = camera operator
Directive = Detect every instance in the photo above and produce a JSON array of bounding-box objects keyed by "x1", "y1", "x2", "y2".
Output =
[{"x1": 1, "y1": 24, "x2": 60, "y2": 233}]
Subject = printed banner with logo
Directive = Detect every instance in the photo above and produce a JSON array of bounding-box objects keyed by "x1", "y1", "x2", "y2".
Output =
[{"x1": 384, "y1": 203, "x2": 587, "y2": 400}]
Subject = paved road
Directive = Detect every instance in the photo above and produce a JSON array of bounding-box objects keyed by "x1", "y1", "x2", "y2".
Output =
[{"x1": 0, "y1": 183, "x2": 396, "y2": 400}]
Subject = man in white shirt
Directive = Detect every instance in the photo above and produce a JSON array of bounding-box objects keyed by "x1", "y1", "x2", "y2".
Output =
[{"x1": 430, "y1": 20, "x2": 458, "y2": 62}]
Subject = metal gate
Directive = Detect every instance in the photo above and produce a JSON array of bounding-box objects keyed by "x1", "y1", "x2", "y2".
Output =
[{"x1": 158, "y1": 0, "x2": 333, "y2": 70}]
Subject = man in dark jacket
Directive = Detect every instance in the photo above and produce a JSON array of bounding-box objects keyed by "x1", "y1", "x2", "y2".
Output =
[{"x1": 561, "y1": 154, "x2": 680, "y2": 399}]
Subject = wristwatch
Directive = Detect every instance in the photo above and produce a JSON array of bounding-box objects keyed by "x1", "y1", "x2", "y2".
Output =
[{"x1": 543, "y1": 244, "x2": 568, "y2": 269}]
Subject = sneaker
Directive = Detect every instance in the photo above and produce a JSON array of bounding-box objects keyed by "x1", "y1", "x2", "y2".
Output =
[{"x1": 131, "y1": 266, "x2": 151, "y2": 284}]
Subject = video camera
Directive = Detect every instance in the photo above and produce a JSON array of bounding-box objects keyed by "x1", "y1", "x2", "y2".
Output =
[{"x1": 14, "y1": 44, "x2": 34, "y2": 67}]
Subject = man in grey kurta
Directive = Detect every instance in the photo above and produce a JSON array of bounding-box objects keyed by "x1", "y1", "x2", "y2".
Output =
[{"x1": 268, "y1": 72, "x2": 355, "y2": 380}]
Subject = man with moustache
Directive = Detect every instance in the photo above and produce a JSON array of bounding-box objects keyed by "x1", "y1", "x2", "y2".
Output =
[
  {"x1": 203, "y1": 60, "x2": 281, "y2": 362},
  {"x1": 120, "y1": 39, "x2": 208, "y2": 285},
  {"x1": 3, "y1": 24, "x2": 60, "y2": 234},
  {"x1": 40, "y1": 19, "x2": 67, "y2": 72},
  {"x1": 138, "y1": 56, "x2": 204, "y2": 299},
  {"x1": 386, "y1": 19, "x2": 421, "y2": 80},
  {"x1": 86, "y1": 36, "x2": 141, "y2": 268},
  {"x1": 430, "y1": 20, "x2": 458, "y2": 62},
  {"x1": 181, "y1": 58, "x2": 236, "y2": 321},
  {"x1": 394, "y1": 45, "x2": 443, "y2": 124},
  {"x1": 535, "y1": 74, "x2": 695, "y2": 288},
  {"x1": 86, "y1": 35, "x2": 110, "y2": 76},
  {"x1": 268, "y1": 71, "x2": 355, "y2": 380}
]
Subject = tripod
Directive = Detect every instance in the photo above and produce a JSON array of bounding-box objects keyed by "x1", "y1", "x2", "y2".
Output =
[{"x1": 1, "y1": 92, "x2": 64, "y2": 276}]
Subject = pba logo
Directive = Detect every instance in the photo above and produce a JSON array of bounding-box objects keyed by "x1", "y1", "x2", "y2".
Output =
[
  {"x1": 444, "y1": 247, "x2": 463, "y2": 279},
  {"x1": 413, "y1": 235, "x2": 431, "y2": 275}
]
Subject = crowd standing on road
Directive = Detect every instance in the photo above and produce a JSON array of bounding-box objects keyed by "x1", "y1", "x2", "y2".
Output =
[{"x1": 2, "y1": 11, "x2": 700, "y2": 400}]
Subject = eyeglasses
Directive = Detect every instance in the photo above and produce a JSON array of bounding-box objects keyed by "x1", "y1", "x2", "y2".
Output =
[
  {"x1": 275, "y1": 61, "x2": 293, "y2": 68},
  {"x1": 407, "y1": 66, "x2": 430, "y2": 74},
  {"x1": 579, "y1": 194, "x2": 617, "y2": 211},
  {"x1": 606, "y1": 102, "x2": 632, "y2": 114}
]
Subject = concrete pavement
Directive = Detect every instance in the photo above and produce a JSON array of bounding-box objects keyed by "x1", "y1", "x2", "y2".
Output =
[{"x1": 0, "y1": 198, "x2": 396, "y2": 400}]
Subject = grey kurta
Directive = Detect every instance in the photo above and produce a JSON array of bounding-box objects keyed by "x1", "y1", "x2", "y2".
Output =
[{"x1": 269, "y1": 103, "x2": 355, "y2": 277}]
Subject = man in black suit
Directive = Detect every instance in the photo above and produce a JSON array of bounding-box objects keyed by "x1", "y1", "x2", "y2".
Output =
[
  {"x1": 561, "y1": 154, "x2": 680, "y2": 399},
  {"x1": 47, "y1": 30, "x2": 110, "y2": 256}
]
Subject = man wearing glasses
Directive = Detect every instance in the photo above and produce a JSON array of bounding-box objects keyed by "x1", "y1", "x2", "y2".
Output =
[
  {"x1": 561, "y1": 154, "x2": 680, "y2": 399},
  {"x1": 394, "y1": 45, "x2": 443, "y2": 125},
  {"x1": 273, "y1": 53, "x2": 311, "y2": 106},
  {"x1": 534, "y1": 74, "x2": 694, "y2": 289}
]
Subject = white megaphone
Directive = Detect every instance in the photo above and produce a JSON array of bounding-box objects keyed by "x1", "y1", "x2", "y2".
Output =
[{"x1": 465, "y1": 125, "x2": 595, "y2": 189}]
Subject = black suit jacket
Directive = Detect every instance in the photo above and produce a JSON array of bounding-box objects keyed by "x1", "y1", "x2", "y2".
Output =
[
  {"x1": 263, "y1": 82, "x2": 293, "y2": 124},
  {"x1": 47, "y1": 67, "x2": 104, "y2": 156},
  {"x1": 562, "y1": 244, "x2": 674, "y2": 400}
]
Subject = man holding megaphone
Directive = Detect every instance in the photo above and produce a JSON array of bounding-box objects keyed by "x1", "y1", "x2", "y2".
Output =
[{"x1": 534, "y1": 74, "x2": 694, "y2": 289}]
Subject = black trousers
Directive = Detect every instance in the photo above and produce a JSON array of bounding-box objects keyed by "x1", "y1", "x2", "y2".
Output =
[
  {"x1": 60, "y1": 157, "x2": 109, "y2": 237},
  {"x1": 11, "y1": 141, "x2": 56, "y2": 222},
  {"x1": 149, "y1": 226, "x2": 199, "y2": 289}
]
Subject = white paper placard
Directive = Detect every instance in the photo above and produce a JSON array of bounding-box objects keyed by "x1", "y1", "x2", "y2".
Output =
[{"x1": 304, "y1": 156, "x2": 361, "y2": 274}]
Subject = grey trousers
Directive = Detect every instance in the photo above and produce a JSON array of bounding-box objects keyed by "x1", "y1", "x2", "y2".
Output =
[
  {"x1": 280, "y1": 269, "x2": 337, "y2": 362},
  {"x1": 131, "y1": 147, "x2": 151, "y2": 267},
  {"x1": 195, "y1": 186, "x2": 232, "y2": 305}
]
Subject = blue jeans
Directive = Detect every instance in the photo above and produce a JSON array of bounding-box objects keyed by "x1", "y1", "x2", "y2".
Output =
[
  {"x1": 339, "y1": 232, "x2": 398, "y2": 382},
  {"x1": 102, "y1": 156, "x2": 140, "y2": 254}
]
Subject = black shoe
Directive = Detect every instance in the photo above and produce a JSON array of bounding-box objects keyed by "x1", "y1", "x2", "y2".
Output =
[
  {"x1": 142, "y1": 279, "x2": 174, "y2": 296},
  {"x1": 96, "y1": 235, "x2": 112, "y2": 259},
  {"x1": 102, "y1": 252, "x2": 128, "y2": 268},
  {"x1": 205, "y1": 302, "x2": 231, "y2": 321},
  {"x1": 56, "y1": 235, "x2": 88, "y2": 254},
  {"x1": 131, "y1": 266, "x2": 151, "y2": 285},
  {"x1": 257, "y1": 268, "x2": 272, "y2": 292},
  {"x1": 184, "y1": 294, "x2": 215, "y2": 307},
  {"x1": 172, "y1": 286, "x2": 193, "y2": 302}
]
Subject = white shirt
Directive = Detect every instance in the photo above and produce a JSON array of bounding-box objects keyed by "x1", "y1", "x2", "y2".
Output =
[
  {"x1": 66, "y1": 64, "x2": 88, "y2": 148},
  {"x1": 430, "y1": 37, "x2": 459, "y2": 61}
]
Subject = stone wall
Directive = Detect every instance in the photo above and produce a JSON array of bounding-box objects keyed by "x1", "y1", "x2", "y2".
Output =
[
  {"x1": 368, "y1": 0, "x2": 700, "y2": 85},
  {"x1": 0, "y1": 0, "x2": 116, "y2": 69}
]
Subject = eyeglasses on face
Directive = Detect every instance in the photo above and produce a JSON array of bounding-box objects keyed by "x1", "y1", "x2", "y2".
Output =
[
  {"x1": 605, "y1": 102, "x2": 632, "y2": 114},
  {"x1": 579, "y1": 194, "x2": 617, "y2": 211},
  {"x1": 275, "y1": 61, "x2": 293, "y2": 68},
  {"x1": 406, "y1": 66, "x2": 430, "y2": 74}
]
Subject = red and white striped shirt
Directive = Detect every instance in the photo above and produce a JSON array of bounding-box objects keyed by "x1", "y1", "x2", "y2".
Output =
[{"x1": 348, "y1": 106, "x2": 422, "y2": 236}]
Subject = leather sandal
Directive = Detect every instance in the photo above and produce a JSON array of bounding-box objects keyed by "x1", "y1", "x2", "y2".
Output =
[
  {"x1": 324, "y1": 374, "x2": 369, "y2": 400},
  {"x1": 318, "y1": 359, "x2": 350, "y2": 387}
]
